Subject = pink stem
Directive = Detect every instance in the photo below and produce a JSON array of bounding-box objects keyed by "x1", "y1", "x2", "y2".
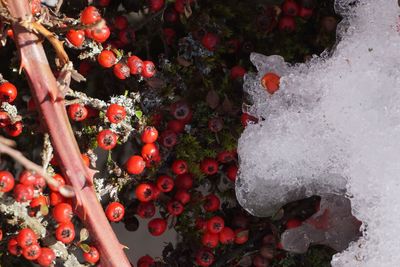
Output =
[{"x1": 7, "y1": 2, "x2": 131, "y2": 267}]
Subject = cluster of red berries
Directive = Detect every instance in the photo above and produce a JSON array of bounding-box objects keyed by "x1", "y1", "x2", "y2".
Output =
[
  {"x1": 66, "y1": 6, "x2": 110, "y2": 47},
  {"x1": 97, "y1": 50, "x2": 156, "y2": 80},
  {"x1": 0, "y1": 81, "x2": 23, "y2": 137},
  {"x1": 278, "y1": 0, "x2": 314, "y2": 32}
]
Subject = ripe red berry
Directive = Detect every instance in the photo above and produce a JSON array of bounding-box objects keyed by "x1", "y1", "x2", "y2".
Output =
[
  {"x1": 230, "y1": 65, "x2": 246, "y2": 80},
  {"x1": 29, "y1": 195, "x2": 48, "y2": 217},
  {"x1": 137, "y1": 255, "x2": 155, "y2": 267},
  {"x1": 55, "y1": 222, "x2": 75, "y2": 244},
  {"x1": 175, "y1": 173, "x2": 193, "y2": 190},
  {"x1": 113, "y1": 62, "x2": 131, "y2": 80},
  {"x1": 68, "y1": 103, "x2": 88, "y2": 122},
  {"x1": 200, "y1": 158, "x2": 219, "y2": 175},
  {"x1": 80, "y1": 6, "x2": 101, "y2": 25},
  {"x1": 171, "y1": 159, "x2": 188, "y2": 175},
  {"x1": 299, "y1": 7, "x2": 313, "y2": 19},
  {"x1": 241, "y1": 113, "x2": 258, "y2": 127},
  {"x1": 126, "y1": 155, "x2": 146, "y2": 175},
  {"x1": 174, "y1": 0, "x2": 193, "y2": 13},
  {"x1": 167, "y1": 200, "x2": 184, "y2": 216},
  {"x1": 148, "y1": 0, "x2": 164, "y2": 12},
  {"x1": 50, "y1": 191, "x2": 65, "y2": 206},
  {"x1": 135, "y1": 183, "x2": 154, "y2": 202},
  {"x1": 148, "y1": 218, "x2": 167, "y2": 236},
  {"x1": 234, "y1": 229, "x2": 249, "y2": 244},
  {"x1": 136, "y1": 201, "x2": 156, "y2": 218},
  {"x1": 151, "y1": 183, "x2": 161, "y2": 200},
  {"x1": 195, "y1": 217, "x2": 207, "y2": 231},
  {"x1": 127, "y1": 55, "x2": 143, "y2": 75},
  {"x1": 141, "y1": 143, "x2": 159, "y2": 161},
  {"x1": 156, "y1": 175, "x2": 174, "y2": 192},
  {"x1": 22, "y1": 243, "x2": 41, "y2": 260},
  {"x1": 37, "y1": 247, "x2": 56, "y2": 267},
  {"x1": 8, "y1": 238, "x2": 21, "y2": 256},
  {"x1": 5, "y1": 121, "x2": 23, "y2": 137},
  {"x1": 97, "y1": 50, "x2": 116, "y2": 68},
  {"x1": 217, "y1": 151, "x2": 235, "y2": 163},
  {"x1": 141, "y1": 61, "x2": 156, "y2": 78},
  {"x1": 118, "y1": 28, "x2": 136, "y2": 46},
  {"x1": 105, "y1": 202, "x2": 125, "y2": 222},
  {"x1": 91, "y1": 24, "x2": 111, "y2": 43},
  {"x1": 167, "y1": 119, "x2": 185, "y2": 133},
  {"x1": 170, "y1": 101, "x2": 192, "y2": 122},
  {"x1": 174, "y1": 189, "x2": 191, "y2": 205},
  {"x1": 163, "y1": 8, "x2": 178, "y2": 23},
  {"x1": 261, "y1": 72, "x2": 280, "y2": 94},
  {"x1": 98, "y1": 0, "x2": 111, "y2": 6},
  {"x1": 113, "y1": 16, "x2": 128, "y2": 30},
  {"x1": 219, "y1": 227, "x2": 235, "y2": 244},
  {"x1": 49, "y1": 173, "x2": 65, "y2": 192},
  {"x1": 286, "y1": 218, "x2": 302, "y2": 229},
  {"x1": 106, "y1": 104, "x2": 126, "y2": 123},
  {"x1": 66, "y1": 29, "x2": 85, "y2": 47},
  {"x1": 52, "y1": 202, "x2": 73, "y2": 223},
  {"x1": 19, "y1": 170, "x2": 37, "y2": 186},
  {"x1": 0, "y1": 111, "x2": 10, "y2": 127},
  {"x1": 207, "y1": 216, "x2": 225, "y2": 234},
  {"x1": 83, "y1": 246, "x2": 100, "y2": 264},
  {"x1": 202, "y1": 232, "x2": 219, "y2": 248},
  {"x1": 226, "y1": 165, "x2": 238, "y2": 182},
  {"x1": 278, "y1": 16, "x2": 296, "y2": 32},
  {"x1": 208, "y1": 117, "x2": 223, "y2": 132},
  {"x1": 141, "y1": 126, "x2": 158, "y2": 143},
  {"x1": 14, "y1": 184, "x2": 34, "y2": 202},
  {"x1": 201, "y1": 33, "x2": 219, "y2": 51},
  {"x1": 282, "y1": 0, "x2": 300, "y2": 16},
  {"x1": 17, "y1": 228, "x2": 37, "y2": 248},
  {"x1": 0, "y1": 82, "x2": 17, "y2": 103},
  {"x1": 0, "y1": 170, "x2": 14, "y2": 192},
  {"x1": 203, "y1": 194, "x2": 220, "y2": 212},
  {"x1": 160, "y1": 130, "x2": 177, "y2": 148},
  {"x1": 97, "y1": 129, "x2": 118, "y2": 150},
  {"x1": 195, "y1": 248, "x2": 215, "y2": 267}
]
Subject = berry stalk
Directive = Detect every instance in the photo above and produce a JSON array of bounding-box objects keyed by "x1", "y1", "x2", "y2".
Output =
[{"x1": 6, "y1": 1, "x2": 131, "y2": 266}]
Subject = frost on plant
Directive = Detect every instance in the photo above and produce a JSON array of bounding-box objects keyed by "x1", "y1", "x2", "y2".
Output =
[{"x1": 236, "y1": 0, "x2": 400, "y2": 266}]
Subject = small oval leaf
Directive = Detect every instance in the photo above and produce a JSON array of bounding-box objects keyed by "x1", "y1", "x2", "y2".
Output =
[{"x1": 79, "y1": 228, "x2": 90, "y2": 242}]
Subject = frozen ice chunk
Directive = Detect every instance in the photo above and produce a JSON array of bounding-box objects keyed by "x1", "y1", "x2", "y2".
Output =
[{"x1": 236, "y1": 0, "x2": 400, "y2": 266}]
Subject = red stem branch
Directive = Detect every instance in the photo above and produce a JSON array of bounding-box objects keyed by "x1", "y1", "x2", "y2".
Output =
[{"x1": 6, "y1": 2, "x2": 131, "y2": 267}]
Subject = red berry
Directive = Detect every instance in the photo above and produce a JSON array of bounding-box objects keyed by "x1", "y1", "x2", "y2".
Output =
[
  {"x1": 141, "y1": 126, "x2": 158, "y2": 143},
  {"x1": 78, "y1": 60, "x2": 92, "y2": 76},
  {"x1": 299, "y1": 7, "x2": 313, "y2": 19},
  {"x1": 234, "y1": 229, "x2": 249, "y2": 244},
  {"x1": 91, "y1": 23, "x2": 111, "y2": 43},
  {"x1": 167, "y1": 119, "x2": 185, "y2": 133},
  {"x1": 195, "y1": 217, "x2": 207, "y2": 231},
  {"x1": 282, "y1": 0, "x2": 300, "y2": 16},
  {"x1": 200, "y1": 158, "x2": 219, "y2": 175},
  {"x1": 156, "y1": 175, "x2": 174, "y2": 192},
  {"x1": 0, "y1": 111, "x2": 10, "y2": 127},
  {"x1": 49, "y1": 173, "x2": 65, "y2": 192},
  {"x1": 113, "y1": 16, "x2": 128, "y2": 30},
  {"x1": 17, "y1": 228, "x2": 37, "y2": 248},
  {"x1": 97, "y1": 129, "x2": 118, "y2": 150},
  {"x1": 137, "y1": 255, "x2": 155, "y2": 267},
  {"x1": 55, "y1": 222, "x2": 75, "y2": 244},
  {"x1": 219, "y1": 227, "x2": 235, "y2": 244},
  {"x1": 148, "y1": 0, "x2": 164, "y2": 12},
  {"x1": 126, "y1": 155, "x2": 146, "y2": 175},
  {"x1": 83, "y1": 246, "x2": 100, "y2": 264},
  {"x1": 141, "y1": 61, "x2": 156, "y2": 78},
  {"x1": 19, "y1": 170, "x2": 37, "y2": 186},
  {"x1": 171, "y1": 159, "x2": 188, "y2": 175},
  {"x1": 163, "y1": 28, "x2": 176, "y2": 45},
  {"x1": 0, "y1": 82, "x2": 17, "y2": 103},
  {"x1": 66, "y1": 29, "x2": 85, "y2": 47},
  {"x1": 5, "y1": 121, "x2": 23, "y2": 137},
  {"x1": 106, "y1": 104, "x2": 126, "y2": 123},
  {"x1": 68, "y1": 103, "x2": 88, "y2": 121},
  {"x1": 278, "y1": 16, "x2": 296, "y2": 32},
  {"x1": 201, "y1": 33, "x2": 219, "y2": 51},
  {"x1": 29, "y1": 195, "x2": 48, "y2": 217},
  {"x1": 37, "y1": 247, "x2": 56, "y2": 267},
  {"x1": 261, "y1": 72, "x2": 280, "y2": 94},
  {"x1": 208, "y1": 117, "x2": 223, "y2": 132},
  {"x1": 148, "y1": 218, "x2": 167, "y2": 236},
  {"x1": 151, "y1": 183, "x2": 161, "y2": 200},
  {"x1": 118, "y1": 28, "x2": 136, "y2": 46},
  {"x1": 105, "y1": 202, "x2": 125, "y2": 222},
  {"x1": 135, "y1": 183, "x2": 154, "y2": 202},
  {"x1": 195, "y1": 248, "x2": 215, "y2": 267},
  {"x1": 167, "y1": 200, "x2": 184, "y2": 216},
  {"x1": 170, "y1": 101, "x2": 192, "y2": 122},
  {"x1": 8, "y1": 238, "x2": 22, "y2": 256},
  {"x1": 241, "y1": 113, "x2": 258, "y2": 127},
  {"x1": 0, "y1": 170, "x2": 14, "y2": 192},
  {"x1": 22, "y1": 243, "x2": 41, "y2": 260},
  {"x1": 230, "y1": 65, "x2": 246, "y2": 80},
  {"x1": 226, "y1": 165, "x2": 238, "y2": 182},
  {"x1": 174, "y1": 189, "x2": 190, "y2": 205},
  {"x1": 160, "y1": 130, "x2": 177, "y2": 148},
  {"x1": 80, "y1": 6, "x2": 101, "y2": 25},
  {"x1": 98, "y1": 0, "x2": 111, "y2": 6},
  {"x1": 217, "y1": 151, "x2": 235, "y2": 163},
  {"x1": 113, "y1": 62, "x2": 131, "y2": 80},
  {"x1": 286, "y1": 219, "x2": 302, "y2": 229},
  {"x1": 127, "y1": 55, "x2": 143, "y2": 75},
  {"x1": 50, "y1": 191, "x2": 65, "y2": 206},
  {"x1": 203, "y1": 194, "x2": 220, "y2": 212},
  {"x1": 14, "y1": 184, "x2": 34, "y2": 202},
  {"x1": 202, "y1": 232, "x2": 219, "y2": 248},
  {"x1": 81, "y1": 154, "x2": 90, "y2": 167},
  {"x1": 33, "y1": 175, "x2": 46, "y2": 192},
  {"x1": 175, "y1": 173, "x2": 193, "y2": 190},
  {"x1": 136, "y1": 201, "x2": 156, "y2": 218},
  {"x1": 207, "y1": 216, "x2": 225, "y2": 234},
  {"x1": 174, "y1": 0, "x2": 193, "y2": 13},
  {"x1": 141, "y1": 143, "x2": 159, "y2": 161},
  {"x1": 97, "y1": 50, "x2": 116, "y2": 68},
  {"x1": 52, "y1": 202, "x2": 73, "y2": 223},
  {"x1": 163, "y1": 8, "x2": 178, "y2": 23}
]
